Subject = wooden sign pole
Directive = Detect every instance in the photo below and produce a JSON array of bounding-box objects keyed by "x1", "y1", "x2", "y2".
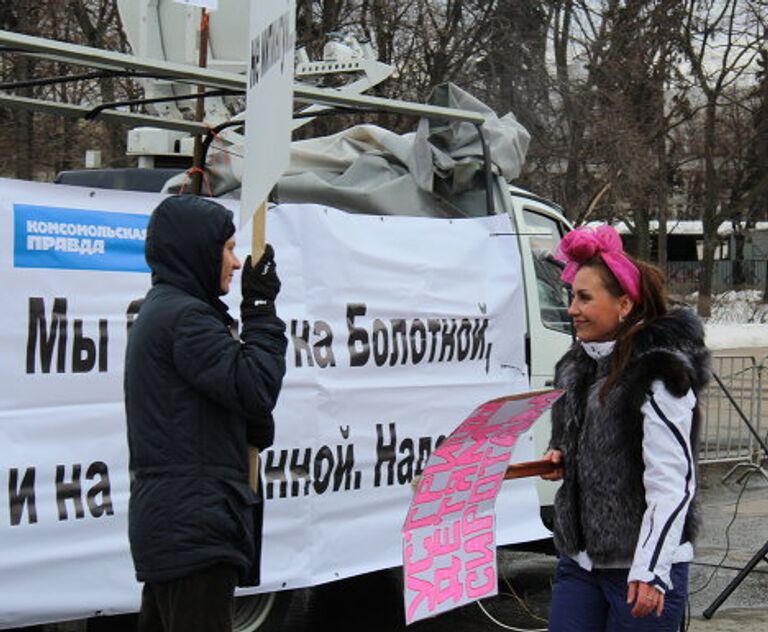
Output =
[
  {"x1": 248, "y1": 201, "x2": 267, "y2": 492},
  {"x1": 190, "y1": 8, "x2": 210, "y2": 196},
  {"x1": 411, "y1": 458, "x2": 560, "y2": 491},
  {"x1": 503, "y1": 458, "x2": 559, "y2": 480}
]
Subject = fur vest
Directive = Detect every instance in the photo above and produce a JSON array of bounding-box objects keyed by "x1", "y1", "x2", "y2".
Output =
[{"x1": 550, "y1": 307, "x2": 711, "y2": 565}]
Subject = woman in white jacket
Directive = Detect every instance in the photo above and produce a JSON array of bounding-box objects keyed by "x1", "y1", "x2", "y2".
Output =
[{"x1": 542, "y1": 225, "x2": 710, "y2": 631}]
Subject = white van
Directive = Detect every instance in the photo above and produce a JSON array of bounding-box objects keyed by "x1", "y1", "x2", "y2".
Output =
[
  {"x1": 0, "y1": 163, "x2": 573, "y2": 632},
  {"x1": 1, "y1": 11, "x2": 573, "y2": 627}
]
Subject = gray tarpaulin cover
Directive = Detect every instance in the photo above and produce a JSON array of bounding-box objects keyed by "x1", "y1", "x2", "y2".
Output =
[{"x1": 166, "y1": 83, "x2": 530, "y2": 218}]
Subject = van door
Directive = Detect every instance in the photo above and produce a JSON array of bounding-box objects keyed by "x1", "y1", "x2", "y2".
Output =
[{"x1": 505, "y1": 192, "x2": 573, "y2": 511}]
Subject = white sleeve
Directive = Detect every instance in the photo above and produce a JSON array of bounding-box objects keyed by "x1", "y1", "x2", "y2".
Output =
[{"x1": 628, "y1": 380, "x2": 696, "y2": 593}]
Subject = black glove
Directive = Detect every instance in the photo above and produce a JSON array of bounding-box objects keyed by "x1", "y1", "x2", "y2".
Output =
[
  {"x1": 246, "y1": 412, "x2": 275, "y2": 450},
  {"x1": 241, "y1": 244, "x2": 281, "y2": 318}
]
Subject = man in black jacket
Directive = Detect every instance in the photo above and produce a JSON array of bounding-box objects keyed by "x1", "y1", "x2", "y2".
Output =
[{"x1": 124, "y1": 195, "x2": 287, "y2": 632}]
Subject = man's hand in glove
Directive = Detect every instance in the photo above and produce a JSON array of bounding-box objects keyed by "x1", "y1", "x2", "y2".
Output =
[{"x1": 241, "y1": 244, "x2": 281, "y2": 318}]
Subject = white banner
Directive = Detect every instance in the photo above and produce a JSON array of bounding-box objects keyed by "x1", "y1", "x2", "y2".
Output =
[{"x1": 0, "y1": 178, "x2": 544, "y2": 628}]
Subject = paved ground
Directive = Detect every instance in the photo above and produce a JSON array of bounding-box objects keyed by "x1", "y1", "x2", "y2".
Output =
[
  {"x1": 690, "y1": 346, "x2": 768, "y2": 630},
  {"x1": 521, "y1": 460, "x2": 768, "y2": 632},
  {"x1": 276, "y1": 460, "x2": 768, "y2": 632},
  {"x1": 469, "y1": 459, "x2": 768, "y2": 632},
  {"x1": 29, "y1": 463, "x2": 768, "y2": 632},
  {"x1": 684, "y1": 461, "x2": 768, "y2": 631}
]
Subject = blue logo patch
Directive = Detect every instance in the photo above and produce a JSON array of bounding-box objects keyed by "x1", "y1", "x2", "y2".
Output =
[{"x1": 14, "y1": 205, "x2": 150, "y2": 272}]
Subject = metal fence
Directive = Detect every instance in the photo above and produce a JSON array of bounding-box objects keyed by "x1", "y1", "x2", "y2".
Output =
[
  {"x1": 667, "y1": 261, "x2": 768, "y2": 295},
  {"x1": 699, "y1": 355, "x2": 767, "y2": 464}
]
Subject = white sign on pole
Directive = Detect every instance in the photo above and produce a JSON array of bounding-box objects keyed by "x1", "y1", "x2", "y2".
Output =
[
  {"x1": 242, "y1": 0, "x2": 296, "y2": 222},
  {"x1": 173, "y1": 0, "x2": 219, "y2": 10}
]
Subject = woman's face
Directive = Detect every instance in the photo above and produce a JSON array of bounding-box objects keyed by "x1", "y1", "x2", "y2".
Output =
[{"x1": 568, "y1": 266, "x2": 632, "y2": 342}]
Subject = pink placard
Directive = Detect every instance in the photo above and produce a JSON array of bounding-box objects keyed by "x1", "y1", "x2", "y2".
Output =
[{"x1": 402, "y1": 390, "x2": 562, "y2": 624}]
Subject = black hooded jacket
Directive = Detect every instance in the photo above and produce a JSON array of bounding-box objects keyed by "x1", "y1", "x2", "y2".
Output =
[{"x1": 124, "y1": 195, "x2": 287, "y2": 584}]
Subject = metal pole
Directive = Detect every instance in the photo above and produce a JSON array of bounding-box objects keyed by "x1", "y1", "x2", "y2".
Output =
[
  {"x1": 0, "y1": 30, "x2": 491, "y2": 127},
  {"x1": 757, "y1": 355, "x2": 766, "y2": 453},
  {"x1": 0, "y1": 93, "x2": 209, "y2": 134},
  {"x1": 190, "y1": 9, "x2": 210, "y2": 196},
  {"x1": 703, "y1": 539, "x2": 768, "y2": 619},
  {"x1": 0, "y1": 29, "x2": 242, "y2": 90},
  {"x1": 473, "y1": 122, "x2": 495, "y2": 216}
]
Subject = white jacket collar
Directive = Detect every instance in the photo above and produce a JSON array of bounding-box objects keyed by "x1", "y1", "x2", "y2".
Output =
[{"x1": 581, "y1": 340, "x2": 616, "y2": 360}]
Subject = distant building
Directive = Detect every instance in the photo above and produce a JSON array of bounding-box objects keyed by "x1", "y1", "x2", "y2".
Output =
[
  {"x1": 591, "y1": 220, "x2": 768, "y2": 262},
  {"x1": 588, "y1": 220, "x2": 768, "y2": 294}
]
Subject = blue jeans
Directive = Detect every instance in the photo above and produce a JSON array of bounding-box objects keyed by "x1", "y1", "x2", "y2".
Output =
[{"x1": 548, "y1": 556, "x2": 688, "y2": 631}]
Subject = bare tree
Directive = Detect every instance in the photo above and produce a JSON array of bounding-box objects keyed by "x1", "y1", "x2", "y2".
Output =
[
  {"x1": 0, "y1": 0, "x2": 44, "y2": 179},
  {"x1": 297, "y1": 1, "x2": 502, "y2": 135},
  {"x1": 296, "y1": 0, "x2": 360, "y2": 56},
  {"x1": 0, "y1": 0, "x2": 138, "y2": 180},
  {"x1": 586, "y1": 1, "x2": 687, "y2": 260},
  {"x1": 535, "y1": 0, "x2": 688, "y2": 251},
  {"x1": 741, "y1": 48, "x2": 768, "y2": 300},
  {"x1": 2, "y1": 0, "x2": 765, "y2": 316},
  {"x1": 68, "y1": 0, "x2": 134, "y2": 164},
  {"x1": 478, "y1": 2, "x2": 558, "y2": 199},
  {"x1": 679, "y1": 0, "x2": 763, "y2": 316}
]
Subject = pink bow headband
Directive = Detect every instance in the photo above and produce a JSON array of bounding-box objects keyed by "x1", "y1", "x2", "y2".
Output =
[{"x1": 555, "y1": 225, "x2": 642, "y2": 304}]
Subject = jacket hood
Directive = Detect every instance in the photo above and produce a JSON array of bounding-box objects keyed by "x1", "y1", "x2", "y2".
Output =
[
  {"x1": 145, "y1": 195, "x2": 235, "y2": 304},
  {"x1": 630, "y1": 306, "x2": 711, "y2": 391}
]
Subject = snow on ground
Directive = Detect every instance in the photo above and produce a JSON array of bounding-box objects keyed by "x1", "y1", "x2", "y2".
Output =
[
  {"x1": 704, "y1": 323, "x2": 768, "y2": 351},
  {"x1": 682, "y1": 290, "x2": 768, "y2": 351},
  {"x1": 705, "y1": 290, "x2": 768, "y2": 325}
]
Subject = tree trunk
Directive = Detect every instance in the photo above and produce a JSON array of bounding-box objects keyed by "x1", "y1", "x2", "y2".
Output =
[
  {"x1": 697, "y1": 98, "x2": 719, "y2": 318},
  {"x1": 655, "y1": 83, "x2": 669, "y2": 272},
  {"x1": 697, "y1": 236, "x2": 716, "y2": 317},
  {"x1": 633, "y1": 206, "x2": 651, "y2": 261},
  {"x1": 732, "y1": 230, "x2": 746, "y2": 289},
  {"x1": 657, "y1": 197, "x2": 668, "y2": 269},
  {"x1": 553, "y1": 2, "x2": 587, "y2": 221},
  {"x1": 763, "y1": 261, "x2": 768, "y2": 303},
  {"x1": 13, "y1": 55, "x2": 34, "y2": 180}
]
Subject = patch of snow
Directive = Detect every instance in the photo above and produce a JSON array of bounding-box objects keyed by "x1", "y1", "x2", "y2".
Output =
[
  {"x1": 704, "y1": 323, "x2": 768, "y2": 351},
  {"x1": 706, "y1": 290, "x2": 768, "y2": 324},
  {"x1": 680, "y1": 290, "x2": 768, "y2": 351}
]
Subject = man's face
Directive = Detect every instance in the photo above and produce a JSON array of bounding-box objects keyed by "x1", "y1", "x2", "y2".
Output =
[{"x1": 220, "y1": 237, "x2": 241, "y2": 294}]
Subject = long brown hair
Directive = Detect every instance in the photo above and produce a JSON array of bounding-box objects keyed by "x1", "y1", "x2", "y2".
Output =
[{"x1": 578, "y1": 255, "x2": 669, "y2": 398}]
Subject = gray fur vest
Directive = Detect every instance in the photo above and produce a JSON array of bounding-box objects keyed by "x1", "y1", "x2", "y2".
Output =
[{"x1": 550, "y1": 308, "x2": 711, "y2": 565}]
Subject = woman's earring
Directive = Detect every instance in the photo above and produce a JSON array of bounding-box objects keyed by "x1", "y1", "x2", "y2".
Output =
[{"x1": 619, "y1": 314, "x2": 625, "y2": 323}]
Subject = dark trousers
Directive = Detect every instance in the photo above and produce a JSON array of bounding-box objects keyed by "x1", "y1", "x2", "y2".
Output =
[
  {"x1": 138, "y1": 563, "x2": 239, "y2": 632},
  {"x1": 548, "y1": 556, "x2": 689, "y2": 631}
]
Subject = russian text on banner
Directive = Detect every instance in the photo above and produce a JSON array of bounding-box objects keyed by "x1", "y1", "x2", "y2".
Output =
[{"x1": 402, "y1": 389, "x2": 562, "y2": 624}]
